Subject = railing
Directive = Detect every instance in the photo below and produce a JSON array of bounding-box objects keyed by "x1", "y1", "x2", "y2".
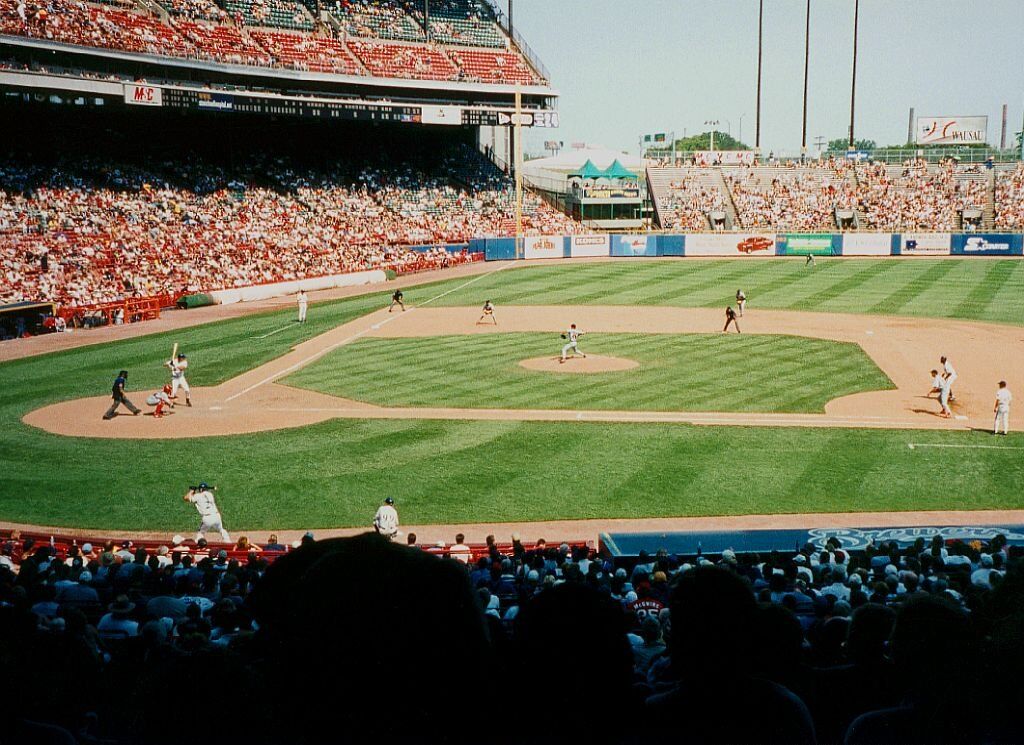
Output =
[
  {"x1": 481, "y1": 0, "x2": 551, "y2": 83},
  {"x1": 646, "y1": 146, "x2": 1022, "y2": 165}
]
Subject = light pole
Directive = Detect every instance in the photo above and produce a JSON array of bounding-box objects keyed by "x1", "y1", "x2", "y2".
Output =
[
  {"x1": 801, "y1": 0, "x2": 810, "y2": 158},
  {"x1": 704, "y1": 120, "x2": 720, "y2": 152},
  {"x1": 725, "y1": 119, "x2": 732, "y2": 138},
  {"x1": 739, "y1": 113, "x2": 746, "y2": 146},
  {"x1": 849, "y1": 0, "x2": 859, "y2": 150},
  {"x1": 755, "y1": 0, "x2": 763, "y2": 156}
]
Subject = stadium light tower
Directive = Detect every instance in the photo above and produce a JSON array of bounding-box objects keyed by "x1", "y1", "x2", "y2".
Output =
[
  {"x1": 801, "y1": 0, "x2": 811, "y2": 158},
  {"x1": 754, "y1": 0, "x2": 763, "y2": 157},
  {"x1": 704, "y1": 120, "x2": 720, "y2": 152},
  {"x1": 848, "y1": 0, "x2": 860, "y2": 150}
]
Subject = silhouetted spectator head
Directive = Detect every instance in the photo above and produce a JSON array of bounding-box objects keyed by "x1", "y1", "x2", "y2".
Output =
[
  {"x1": 846, "y1": 603, "x2": 896, "y2": 664},
  {"x1": 669, "y1": 566, "x2": 756, "y2": 677}
]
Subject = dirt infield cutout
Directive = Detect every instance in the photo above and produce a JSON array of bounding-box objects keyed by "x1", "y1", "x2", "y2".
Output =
[
  {"x1": 518, "y1": 355, "x2": 640, "y2": 374},
  {"x1": 22, "y1": 305, "x2": 1024, "y2": 439}
]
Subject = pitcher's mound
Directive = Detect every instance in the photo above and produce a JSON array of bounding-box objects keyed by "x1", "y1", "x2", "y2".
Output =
[{"x1": 519, "y1": 355, "x2": 639, "y2": 374}]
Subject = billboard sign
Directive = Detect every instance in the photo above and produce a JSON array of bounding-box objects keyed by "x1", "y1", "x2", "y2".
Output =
[
  {"x1": 898, "y1": 233, "x2": 951, "y2": 255},
  {"x1": 952, "y1": 234, "x2": 1023, "y2": 256},
  {"x1": 523, "y1": 235, "x2": 563, "y2": 259},
  {"x1": 684, "y1": 233, "x2": 776, "y2": 256},
  {"x1": 611, "y1": 235, "x2": 655, "y2": 257},
  {"x1": 916, "y1": 116, "x2": 987, "y2": 145},
  {"x1": 841, "y1": 234, "x2": 893, "y2": 256},
  {"x1": 777, "y1": 234, "x2": 837, "y2": 256},
  {"x1": 692, "y1": 151, "x2": 756, "y2": 166},
  {"x1": 124, "y1": 84, "x2": 162, "y2": 107},
  {"x1": 569, "y1": 235, "x2": 609, "y2": 258},
  {"x1": 421, "y1": 105, "x2": 461, "y2": 126}
]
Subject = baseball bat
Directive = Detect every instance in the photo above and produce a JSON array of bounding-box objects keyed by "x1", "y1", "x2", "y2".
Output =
[{"x1": 171, "y1": 342, "x2": 178, "y2": 361}]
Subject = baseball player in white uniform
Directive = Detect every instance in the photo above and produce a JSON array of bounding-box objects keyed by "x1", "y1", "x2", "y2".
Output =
[
  {"x1": 994, "y1": 381, "x2": 1012, "y2": 435},
  {"x1": 929, "y1": 369, "x2": 952, "y2": 418},
  {"x1": 297, "y1": 290, "x2": 308, "y2": 323},
  {"x1": 184, "y1": 483, "x2": 230, "y2": 542},
  {"x1": 560, "y1": 324, "x2": 586, "y2": 363},
  {"x1": 167, "y1": 353, "x2": 191, "y2": 407},
  {"x1": 736, "y1": 290, "x2": 747, "y2": 317},
  {"x1": 940, "y1": 356, "x2": 957, "y2": 401},
  {"x1": 373, "y1": 497, "x2": 400, "y2": 541}
]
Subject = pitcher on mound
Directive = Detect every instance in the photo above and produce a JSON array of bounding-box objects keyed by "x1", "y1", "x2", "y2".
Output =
[{"x1": 560, "y1": 324, "x2": 586, "y2": 363}]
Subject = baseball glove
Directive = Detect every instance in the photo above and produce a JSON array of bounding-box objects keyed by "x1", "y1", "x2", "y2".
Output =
[{"x1": 561, "y1": 334, "x2": 567, "y2": 339}]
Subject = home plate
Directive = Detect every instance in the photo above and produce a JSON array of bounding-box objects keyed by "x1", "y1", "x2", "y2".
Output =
[
  {"x1": 210, "y1": 406, "x2": 223, "y2": 411},
  {"x1": 955, "y1": 415, "x2": 968, "y2": 420}
]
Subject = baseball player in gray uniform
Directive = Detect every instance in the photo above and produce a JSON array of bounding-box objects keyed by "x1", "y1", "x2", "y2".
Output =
[
  {"x1": 940, "y1": 356, "x2": 957, "y2": 401},
  {"x1": 167, "y1": 353, "x2": 192, "y2": 407},
  {"x1": 184, "y1": 483, "x2": 230, "y2": 542},
  {"x1": 560, "y1": 324, "x2": 586, "y2": 363},
  {"x1": 929, "y1": 370, "x2": 952, "y2": 419},
  {"x1": 994, "y1": 381, "x2": 1012, "y2": 435}
]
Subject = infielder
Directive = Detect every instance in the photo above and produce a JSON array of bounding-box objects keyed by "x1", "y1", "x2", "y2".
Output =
[
  {"x1": 102, "y1": 369, "x2": 141, "y2": 420},
  {"x1": 147, "y1": 385, "x2": 175, "y2": 418},
  {"x1": 389, "y1": 290, "x2": 405, "y2": 313},
  {"x1": 478, "y1": 300, "x2": 497, "y2": 325},
  {"x1": 723, "y1": 306, "x2": 740, "y2": 333},
  {"x1": 373, "y1": 497, "x2": 399, "y2": 541},
  {"x1": 560, "y1": 324, "x2": 586, "y2": 363},
  {"x1": 297, "y1": 290, "x2": 308, "y2": 323},
  {"x1": 736, "y1": 290, "x2": 747, "y2": 317},
  {"x1": 940, "y1": 356, "x2": 957, "y2": 401},
  {"x1": 166, "y1": 352, "x2": 191, "y2": 407},
  {"x1": 994, "y1": 381, "x2": 1012, "y2": 435},
  {"x1": 929, "y1": 369, "x2": 952, "y2": 418},
  {"x1": 184, "y1": 483, "x2": 230, "y2": 542}
]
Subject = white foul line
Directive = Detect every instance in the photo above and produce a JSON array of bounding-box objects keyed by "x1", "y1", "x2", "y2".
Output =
[
  {"x1": 908, "y1": 442, "x2": 1023, "y2": 451},
  {"x1": 253, "y1": 323, "x2": 297, "y2": 340},
  {"x1": 225, "y1": 263, "x2": 512, "y2": 403}
]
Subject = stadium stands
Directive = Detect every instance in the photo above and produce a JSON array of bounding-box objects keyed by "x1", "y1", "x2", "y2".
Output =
[
  {"x1": 221, "y1": 0, "x2": 314, "y2": 31},
  {"x1": 0, "y1": 141, "x2": 577, "y2": 311},
  {"x1": 249, "y1": 29, "x2": 360, "y2": 73},
  {"x1": 449, "y1": 47, "x2": 539, "y2": 85},
  {"x1": 346, "y1": 38, "x2": 458, "y2": 80},
  {"x1": 995, "y1": 163, "x2": 1024, "y2": 230},
  {"x1": 328, "y1": 0, "x2": 425, "y2": 41},
  {"x1": 155, "y1": 0, "x2": 228, "y2": 22},
  {"x1": 1, "y1": 525, "x2": 1019, "y2": 743},
  {"x1": 422, "y1": 0, "x2": 504, "y2": 48},
  {"x1": 172, "y1": 18, "x2": 275, "y2": 65}
]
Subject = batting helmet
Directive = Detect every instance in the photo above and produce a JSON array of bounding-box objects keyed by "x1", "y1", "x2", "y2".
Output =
[{"x1": 384, "y1": 497, "x2": 395, "y2": 505}]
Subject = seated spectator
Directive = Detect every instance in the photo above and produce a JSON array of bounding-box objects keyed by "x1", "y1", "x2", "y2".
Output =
[{"x1": 96, "y1": 594, "x2": 140, "y2": 638}]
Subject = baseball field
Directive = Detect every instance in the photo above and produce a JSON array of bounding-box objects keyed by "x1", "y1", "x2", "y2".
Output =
[{"x1": 2, "y1": 257, "x2": 1024, "y2": 533}]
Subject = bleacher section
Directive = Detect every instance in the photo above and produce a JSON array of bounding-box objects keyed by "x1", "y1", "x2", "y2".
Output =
[
  {"x1": 0, "y1": 0, "x2": 545, "y2": 85},
  {"x1": 328, "y1": 0, "x2": 424, "y2": 41},
  {"x1": 422, "y1": 0, "x2": 504, "y2": 48},
  {"x1": 221, "y1": 0, "x2": 314, "y2": 31}
]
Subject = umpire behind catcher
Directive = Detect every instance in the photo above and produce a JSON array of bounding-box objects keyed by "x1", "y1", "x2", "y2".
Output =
[{"x1": 103, "y1": 369, "x2": 141, "y2": 420}]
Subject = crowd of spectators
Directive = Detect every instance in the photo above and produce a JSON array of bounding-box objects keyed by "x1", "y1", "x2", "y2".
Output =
[
  {"x1": 660, "y1": 176, "x2": 728, "y2": 231},
  {"x1": 994, "y1": 163, "x2": 1024, "y2": 230},
  {"x1": 856, "y1": 159, "x2": 988, "y2": 231},
  {"x1": 726, "y1": 162, "x2": 859, "y2": 231},
  {"x1": 1, "y1": 527, "x2": 1022, "y2": 743},
  {"x1": 0, "y1": 144, "x2": 577, "y2": 308}
]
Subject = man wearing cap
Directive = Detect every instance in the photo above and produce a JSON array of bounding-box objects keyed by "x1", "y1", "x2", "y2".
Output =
[
  {"x1": 184, "y1": 483, "x2": 231, "y2": 543},
  {"x1": 373, "y1": 497, "x2": 400, "y2": 541},
  {"x1": 103, "y1": 369, "x2": 141, "y2": 420},
  {"x1": 97, "y1": 595, "x2": 139, "y2": 638},
  {"x1": 166, "y1": 352, "x2": 192, "y2": 407}
]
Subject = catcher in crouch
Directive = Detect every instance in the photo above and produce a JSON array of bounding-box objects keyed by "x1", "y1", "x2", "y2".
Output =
[{"x1": 560, "y1": 324, "x2": 587, "y2": 363}]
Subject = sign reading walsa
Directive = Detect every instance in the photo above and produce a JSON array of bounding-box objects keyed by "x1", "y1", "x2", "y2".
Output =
[{"x1": 916, "y1": 116, "x2": 988, "y2": 145}]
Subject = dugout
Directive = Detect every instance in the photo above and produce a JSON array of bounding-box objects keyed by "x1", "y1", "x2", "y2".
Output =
[{"x1": 0, "y1": 301, "x2": 57, "y2": 340}]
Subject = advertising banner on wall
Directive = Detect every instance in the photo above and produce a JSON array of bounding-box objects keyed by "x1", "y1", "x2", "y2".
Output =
[
  {"x1": 523, "y1": 236, "x2": 564, "y2": 259},
  {"x1": 611, "y1": 235, "x2": 656, "y2": 257},
  {"x1": 124, "y1": 84, "x2": 162, "y2": 107},
  {"x1": 915, "y1": 116, "x2": 988, "y2": 145},
  {"x1": 569, "y1": 235, "x2": 610, "y2": 257},
  {"x1": 692, "y1": 151, "x2": 756, "y2": 166},
  {"x1": 952, "y1": 234, "x2": 1024, "y2": 256},
  {"x1": 421, "y1": 105, "x2": 462, "y2": 125},
  {"x1": 841, "y1": 234, "x2": 893, "y2": 256},
  {"x1": 684, "y1": 233, "x2": 776, "y2": 256},
  {"x1": 777, "y1": 234, "x2": 838, "y2": 256},
  {"x1": 898, "y1": 233, "x2": 951, "y2": 255}
]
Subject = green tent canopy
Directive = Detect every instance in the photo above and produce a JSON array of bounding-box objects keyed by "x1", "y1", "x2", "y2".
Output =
[
  {"x1": 571, "y1": 159, "x2": 606, "y2": 179},
  {"x1": 603, "y1": 159, "x2": 637, "y2": 180}
]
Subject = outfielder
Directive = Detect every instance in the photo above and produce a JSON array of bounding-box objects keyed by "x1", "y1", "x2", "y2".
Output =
[
  {"x1": 297, "y1": 290, "x2": 308, "y2": 323},
  {"x1": 560, "y1": 324, "x2": 586, "y2": 363},
  {"x1": 929, "y1": 369, "x2": 952, "y2": 419},
  {"x1": 940, "y1": 356, "x2": 957, "y2": 401},
  {"x1": 184, "y1": 483, "x2": 230, "y2": 542},
  {"x1": 736, "y1": 290, "x2": 747, "y2": 317},
  {"x1": 373, "y1": 497, "x2": 400, "y2": 541},
  {"x1": 146, "y1": 385, "x2": 175, "y2": 418},
  {"x1": 994, "y1": 381, "x2": 1012, "y2": 435},
  {"x1": 478, "y1": 300, "x2": 497, "y2": 325},
  {"x1": 167, "y1": 352, "x2": 192, "y2": 407}
]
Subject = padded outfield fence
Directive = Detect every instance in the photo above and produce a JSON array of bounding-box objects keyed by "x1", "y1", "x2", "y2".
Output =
[{"x1": 476, "y1": 233, "x2": 1024, "y2": 260}]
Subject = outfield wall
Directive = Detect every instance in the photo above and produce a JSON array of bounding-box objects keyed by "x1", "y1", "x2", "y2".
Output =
[{"x1": 475, "y1": 233, "x2": 1024, "y2": 261}]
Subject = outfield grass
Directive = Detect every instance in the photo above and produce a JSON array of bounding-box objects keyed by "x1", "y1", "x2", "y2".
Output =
[
  {"x1": 286, "y1": 333, "x2": 893, "y2": 413},
  {"x1": 0, "y1": 258, "x2": 1022, "y2": 532}
]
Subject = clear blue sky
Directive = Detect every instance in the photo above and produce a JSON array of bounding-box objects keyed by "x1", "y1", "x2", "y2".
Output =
[{"x1": 507, "y1": 0, "x2": 1024, "y2": 155}]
